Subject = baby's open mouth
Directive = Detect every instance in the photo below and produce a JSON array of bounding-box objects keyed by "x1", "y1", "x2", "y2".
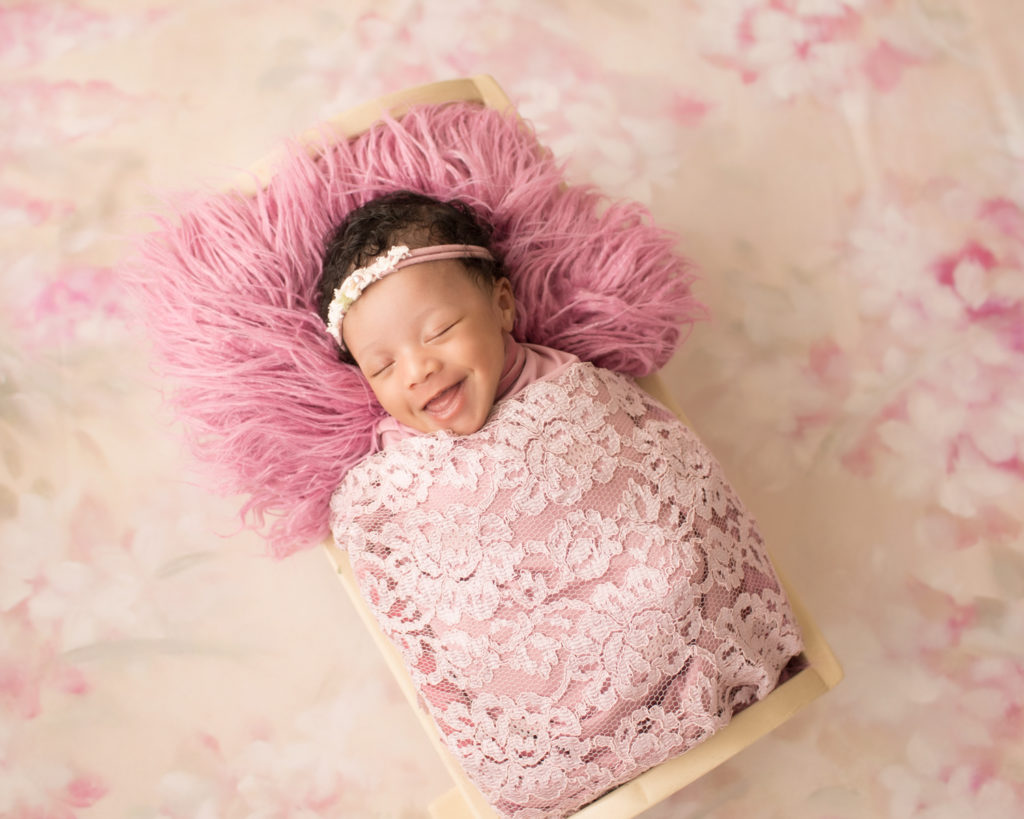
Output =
[{"x1": 423, "y1": 380, "x2": 465, "y2": 416}]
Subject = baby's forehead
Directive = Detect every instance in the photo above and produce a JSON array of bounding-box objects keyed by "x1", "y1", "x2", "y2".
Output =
[
  {"x1": 345, "y1": 260, "x2": 489, "y2": 339},
  {"x1": 371, "y1": 257, "x2": 478, "y2": 296}
]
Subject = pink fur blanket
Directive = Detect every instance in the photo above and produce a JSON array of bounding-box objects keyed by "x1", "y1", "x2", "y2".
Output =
[
  {"x1": 125, "y1": 102, "x2": 703, "y2": 556},
  {"x1": 330, "y1": 363, "x2": 803, "y2": 818}
]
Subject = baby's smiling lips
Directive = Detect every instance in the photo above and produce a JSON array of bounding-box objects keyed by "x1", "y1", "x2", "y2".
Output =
[{"x1": 422, "y1": 379, "x2": 466, "y2": 419}]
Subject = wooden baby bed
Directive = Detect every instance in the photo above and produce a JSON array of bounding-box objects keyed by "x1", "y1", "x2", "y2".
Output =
[{"x1": 252, "y1": 75, "x2": 845, "y2": 818}]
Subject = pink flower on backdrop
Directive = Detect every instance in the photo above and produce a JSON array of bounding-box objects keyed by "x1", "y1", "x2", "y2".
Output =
[
  {"x1": 694, "y1": 0, "x2": 925, "y2": 99},
  {"x1": 877, "y1": 649, "x2": 1024, "y2": 817},
  {"x1": 63, "y1": 774, "x2": 108, "y2": 809},
  {"x1": 305, "y1": 1, "x2": 495, "y2": 112},
  {"x1": 300, "y1": 2, "x2": 703, "y2": 201},
  {"x1": 0, "y1": 79, "x2": 142, "y2": 157},
  {"x1": 1, "y1": 493, "x2": 95, "y2": 716},
  {"x1": 157, "y1": 691, "x2": 426, "y2": 818},
  {"x1": 26, "y1": 558, "x2": 150, "y2": 652},
  {"x1": 668, "y1": 92, "x2": 714, "y2": 128},
  {"x1": 0, "y1": 739, "x2": 108, "y2": 818},
  {"x1": 863, "y1": 39, "x2": 922, "y2": 92},
  {"x1": 15, "y1": 264, "x2": 134, "y2": 347},
  {"x1": 0, "y1": 644, "x2": 45, "y2": 721},
  {"x1": 23, "y1": 492, "x2": 226, "y2": 653},
  {"x1": 0, "y1": 1, "x2": 163, "y2": 69},
  {"x1": 880, "y1": 742, "x2": 1023, "y2": 818},
  {"x1": 0, "y1": 615, "x2": 92, "y2": 721},
  {"x1": 0, "y1": 634, "x2": 107, "y2": 813},
  {"x1": 840, "y1": 565, "x2": 1024, "y2": 813},
  {"x1": 0, "y1": 187, "x2": 73, "y2": 228},
  {"x1": 835, "y1": 188, "x2": 1024, "y2": 518},
  {"x1": 1, "y1": 493, "x2": 70, "y2": 615},
  {"x1": 514, "y1": 72, "x2": 695, "y2": 201},
  {"x1": 4, "y1": 485, "x2": 216, "y2": 664}
]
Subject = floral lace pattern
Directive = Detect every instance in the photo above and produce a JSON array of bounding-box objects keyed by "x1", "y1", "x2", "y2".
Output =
[{"x1": 331, "y1": 363, "x2": 802, "y2": 817}]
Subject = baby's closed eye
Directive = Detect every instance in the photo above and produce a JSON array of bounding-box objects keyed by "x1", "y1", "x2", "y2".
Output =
[{"x1": 428, "y1": 320, "x2": 459, "y2": 341}]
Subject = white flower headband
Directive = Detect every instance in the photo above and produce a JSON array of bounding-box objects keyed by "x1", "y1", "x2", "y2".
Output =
[{"x1": 325, "y1": 244, "x2": 494, "y2": 349}]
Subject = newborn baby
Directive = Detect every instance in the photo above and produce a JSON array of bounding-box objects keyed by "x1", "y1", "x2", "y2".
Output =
[{"x1": 322, "y1": 191, "x2": 803, "y2": 818}]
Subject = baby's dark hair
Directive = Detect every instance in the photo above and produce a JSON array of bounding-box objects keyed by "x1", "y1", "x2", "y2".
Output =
[{"x1": 319, "y1": 190, "x2": 503, "y2": 361}]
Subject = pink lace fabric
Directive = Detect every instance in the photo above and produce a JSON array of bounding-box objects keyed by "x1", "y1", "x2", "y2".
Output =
[{"x1": 330, "y1": 363, "x2": 803, "y2": 817}]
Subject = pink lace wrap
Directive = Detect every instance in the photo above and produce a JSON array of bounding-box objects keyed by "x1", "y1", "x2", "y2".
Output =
[{"x1": 330, "y1": 363, "x2": 803, "y2": 818}]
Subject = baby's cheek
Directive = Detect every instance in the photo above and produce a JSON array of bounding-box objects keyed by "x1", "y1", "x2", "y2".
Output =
[{"x1": 371, "y1": 385, "x2": 398, "y2": 413}]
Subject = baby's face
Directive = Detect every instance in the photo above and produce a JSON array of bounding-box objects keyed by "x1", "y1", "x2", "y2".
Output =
[{"x1": 342, "y1": 260, "x2": 515, "y2": 435}]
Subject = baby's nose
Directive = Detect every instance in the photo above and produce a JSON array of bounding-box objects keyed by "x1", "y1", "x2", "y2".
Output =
[{"x1": 404, "y1": 349, "x2": 440, "y2": 386}]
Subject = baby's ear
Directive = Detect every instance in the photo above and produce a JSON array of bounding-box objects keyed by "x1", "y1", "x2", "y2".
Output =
[{"x1": 494, "y1": 277, "x2": 516, "y2": 332}]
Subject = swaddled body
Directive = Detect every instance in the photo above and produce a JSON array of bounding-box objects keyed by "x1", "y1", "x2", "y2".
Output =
[
  {"x1": 330, "y1": 353, "x2": 802, "y2": 817},
  {"x1": 320, "y1": 191, "x2": 801, "y2": 817}
]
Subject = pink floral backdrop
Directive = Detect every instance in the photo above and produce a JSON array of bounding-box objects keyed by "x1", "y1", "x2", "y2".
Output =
[{"x1": 2, "y1": 1, "x2": 1022, "y2": 817}]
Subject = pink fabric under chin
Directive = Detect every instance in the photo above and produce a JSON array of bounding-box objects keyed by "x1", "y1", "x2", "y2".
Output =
[{"x1": 331, "y1": 363, "x2": 803, "y2": 818}]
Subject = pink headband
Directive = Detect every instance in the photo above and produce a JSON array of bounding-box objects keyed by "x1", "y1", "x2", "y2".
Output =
[{"x1": 325, "y1": 243, "x2": 494, "y2": 349}]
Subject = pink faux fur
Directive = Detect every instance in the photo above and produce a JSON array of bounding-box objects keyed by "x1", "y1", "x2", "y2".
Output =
[{"x1": 125, "y1": 103, "x2": 703, "y2": 557}]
